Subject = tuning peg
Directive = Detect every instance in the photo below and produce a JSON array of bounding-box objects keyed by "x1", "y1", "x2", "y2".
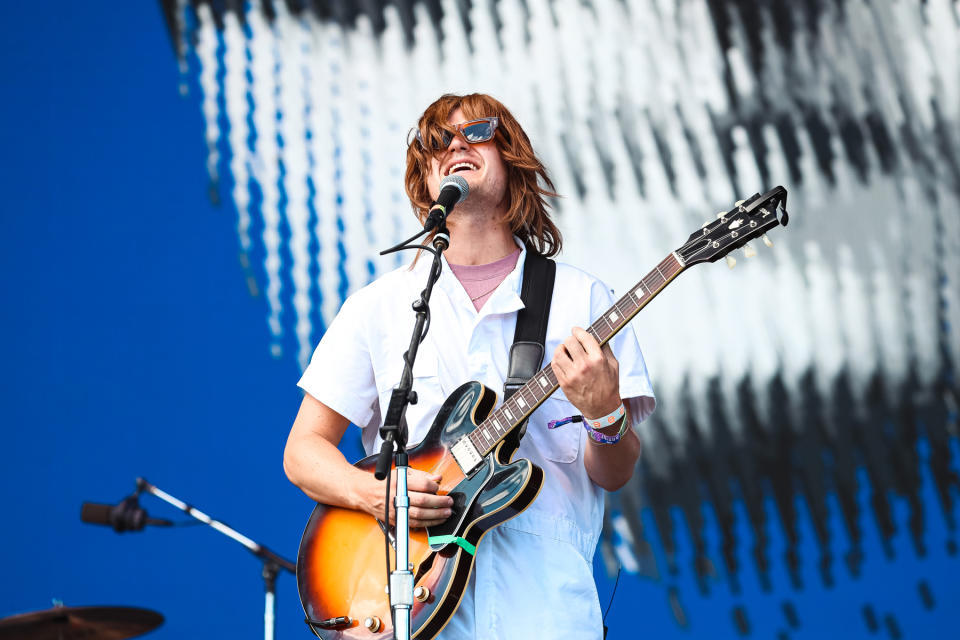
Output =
[
  {"x1": 762, "y1": 234, "x2": 773, "y2": 248},
  {"x1": 735, "y1": 199, "x2": 745, "y2": 206},
  {"x1": 743, "y1": 243, "x2": 757, "y2": 258},
  {"x1": 702, "y1": 220, "x2": 711, "y2": 228},
  {"x1": 726, "y1": 255, "x2": 737, "y2": 269},
  {"x1": 716, "y1": 211, "x2": 727, "y2": 219}
]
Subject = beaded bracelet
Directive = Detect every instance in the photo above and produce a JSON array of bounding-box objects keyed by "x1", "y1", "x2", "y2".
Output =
[{"x1": 547, "y1": 403, "x2": 627, "y2": 445}]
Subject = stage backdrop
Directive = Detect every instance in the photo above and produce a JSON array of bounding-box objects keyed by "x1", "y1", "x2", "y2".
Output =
[{"x1": 1, "y1": 1, "x2": 958, "y2": 639}]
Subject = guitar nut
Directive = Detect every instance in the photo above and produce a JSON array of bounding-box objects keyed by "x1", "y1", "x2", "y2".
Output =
[{"x1": 364, "y1": 616, "x2": 382, "y2": 633}]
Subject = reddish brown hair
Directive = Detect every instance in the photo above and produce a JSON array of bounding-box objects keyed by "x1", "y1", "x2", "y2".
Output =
[{"x1": 405, "y1": 93, "x2": 562, "y2": 257}]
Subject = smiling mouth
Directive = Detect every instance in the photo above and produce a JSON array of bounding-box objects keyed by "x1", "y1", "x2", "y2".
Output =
[{"x1": 445, "y1": 162, "x2": 478, "y2": 176}]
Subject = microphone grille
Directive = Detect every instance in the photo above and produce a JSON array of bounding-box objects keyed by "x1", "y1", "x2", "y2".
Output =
[{"x1": 439, "y1": 174, "x2": 469, "y2": 203}]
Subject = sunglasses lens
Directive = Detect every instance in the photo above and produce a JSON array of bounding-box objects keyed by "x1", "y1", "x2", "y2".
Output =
[
  {"x1": 460, "y1": 120, "x2": 495, "y2": 143},
  {"x1": 418, "y1": 129, "x2": 452, "y2": 150}
]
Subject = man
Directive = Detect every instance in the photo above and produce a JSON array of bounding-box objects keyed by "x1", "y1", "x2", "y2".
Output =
[{"x1": 284, "y1": 93, "x2": 655, "y2": 639}]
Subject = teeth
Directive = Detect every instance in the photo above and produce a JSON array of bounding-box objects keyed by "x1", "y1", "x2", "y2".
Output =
[{"x1": 446, "y1": 162, "x2": 478, "y2": 176}]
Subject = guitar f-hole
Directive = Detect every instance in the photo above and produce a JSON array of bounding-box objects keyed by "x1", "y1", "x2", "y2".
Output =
[{"x1": 413, "y1": 550, "x2": 437, "y2": 584}]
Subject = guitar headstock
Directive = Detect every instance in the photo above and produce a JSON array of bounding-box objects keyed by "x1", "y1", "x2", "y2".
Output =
[{"x1": 676, "y1": 186, "x2": 789, "y2": 267}]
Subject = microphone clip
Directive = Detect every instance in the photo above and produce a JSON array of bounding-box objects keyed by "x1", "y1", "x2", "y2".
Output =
[{"x1": 423, "y1": 202, "x2": 446, "y2": 232}]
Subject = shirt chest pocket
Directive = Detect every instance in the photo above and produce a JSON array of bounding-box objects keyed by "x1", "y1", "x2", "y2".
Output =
[
  {"x1": 523, "y1": 396, "x2": 582, "y2": 464},
  {"x1": 373, "y1": 343, "x2": 447, "y2": 446}
]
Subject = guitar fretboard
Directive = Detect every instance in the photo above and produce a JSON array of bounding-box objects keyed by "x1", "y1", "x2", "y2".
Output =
[{"x1": 466, "y1": 252, "x2": 684, "y2": 455}]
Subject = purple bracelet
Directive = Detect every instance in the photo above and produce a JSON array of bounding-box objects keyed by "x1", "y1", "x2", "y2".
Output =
[{"x1": 547, "y1": 406, "x2": 628, "y2": 445}]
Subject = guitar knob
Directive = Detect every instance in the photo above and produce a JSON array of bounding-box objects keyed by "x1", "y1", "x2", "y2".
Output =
[
  {"x1": 414, "y1": 586, "x2": 431, "y2": 602},
  {"x1": 364, "y1": 616, "x2": 382, "y2": 633},
  {"x1": 726, "y1": 255, "x2": 737, "y2": 269},
  {"x1": 762, "y1": 234, "x2": 773, "y2": 248},
  {"x1": 743, "y1": 243, "x2": 757, "y2": 258}
]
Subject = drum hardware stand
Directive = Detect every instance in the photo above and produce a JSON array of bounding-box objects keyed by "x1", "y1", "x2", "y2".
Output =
[
  {"x1": 134, "y1": 477, "x2": 295, "y2": 640},
  {"x1": 377, "y1": 218, "x2": 451, "y2": 640}
]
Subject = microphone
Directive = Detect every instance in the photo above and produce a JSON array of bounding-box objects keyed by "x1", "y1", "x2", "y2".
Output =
[
  {"x1": 81, "y1": 495, "x2": 173, "y2": 533},
  {"x1": 424, "y1": 174, "x2": 469, "y2": 231}
]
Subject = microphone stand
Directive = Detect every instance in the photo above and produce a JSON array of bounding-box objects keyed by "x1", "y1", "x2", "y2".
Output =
[
  {"x1": 134, "y1": 477, "x2": 295, "y2": 640},
  {"x1": 376, "y1": 218, "x2": 450, "y2": 640}
]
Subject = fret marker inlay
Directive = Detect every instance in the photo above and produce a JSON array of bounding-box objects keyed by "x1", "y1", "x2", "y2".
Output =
[
  {"x1": 517, "y1": 397, "x2": 526, "y2": 408},
  {"x1": 504, "y1": 408, "x2": 513, "y2": 420},
  {"x1": 609, "y1": 311, "x2": 619, "y2": 322}
]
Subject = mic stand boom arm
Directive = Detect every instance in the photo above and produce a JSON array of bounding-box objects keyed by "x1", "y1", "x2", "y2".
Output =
[{"x1": 135, "y1": 477, "x2": 295, "y2": 640}]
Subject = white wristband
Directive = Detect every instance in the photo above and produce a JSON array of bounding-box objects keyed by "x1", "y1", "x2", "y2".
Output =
[{"x1": 583, "y1": 403, "x2": 626, "y2": 429}]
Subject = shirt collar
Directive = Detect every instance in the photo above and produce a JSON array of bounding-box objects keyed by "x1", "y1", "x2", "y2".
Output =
[{"x1": 412, "y1": 236, "x2": 527, "y2": 316}]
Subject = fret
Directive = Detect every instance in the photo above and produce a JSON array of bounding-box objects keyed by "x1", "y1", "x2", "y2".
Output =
[
  {"x1": 536, "y1": 372, "x2": 550, "y2": 389},
  {"x1": 599, "y1": 314, "x2": 614, "y2": 335},
  {"x1": 508, "y1": 403, "x2": 519, "y2": 423},
  {"x1": 598, "y1": 323, "x2": 612, "y2": 343},
  {"x1": 586, "y1": 324, "x2": 603, "y2": 344},
  {"x1": 523, "y1": 385, "x2": 539, "y2": 407},
  {"x1": 545, "y1": 365, "x2": 558, "y2": 386}
]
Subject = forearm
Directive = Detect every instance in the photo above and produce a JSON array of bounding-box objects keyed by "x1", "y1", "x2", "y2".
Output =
[
  {"x1": 283, "y1": 394, "x2": 379, "y2": 515},
  {"x1": 283, "y1": 431, "x2": 377, "y2": 512},
  {"x1": 284, "y1": 395, "x2": 453, "y2": 528},
  {"x1": 582, "y1": 412, "x2": 641, "y2": 491}
]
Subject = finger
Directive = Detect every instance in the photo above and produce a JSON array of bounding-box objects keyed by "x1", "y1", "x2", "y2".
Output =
[
  {"x1": 551, "y1": 354, "x2": 569, "y2": 382},
  {"x1": 408, "y1": 505, "x2": 453, "y2": 524},
  {"x1": 573, "y1": 326, "x2": 602, "y2": 359},
  {"x1": 406, "y1": 471, "x2": 441, "y2": 494},
  {"x1": 412, "y1": 492, "x2": 454, "y2": 509},
  {"x1": 602, "y1": 344, "x2": 620, "y2": 370},
  {"x1": 553, "y1": 341, "x2": 574, "y2": 364},
  {"x1": 564, "y1": 330, "x2": 588, "y2": 358}
]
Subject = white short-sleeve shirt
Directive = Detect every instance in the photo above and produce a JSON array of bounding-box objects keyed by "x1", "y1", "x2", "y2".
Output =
[{"x1": 298, "y1": 242, "x2": 655, "y2": 639}]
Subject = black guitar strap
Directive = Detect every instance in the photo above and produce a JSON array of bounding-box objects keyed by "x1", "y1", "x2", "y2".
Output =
[{"x1": 503, "y1": 247, "x2": 556, "y2": 448}]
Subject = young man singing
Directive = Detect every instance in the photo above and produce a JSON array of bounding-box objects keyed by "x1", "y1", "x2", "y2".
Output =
[{"x1": 285, "y1": 93, "x2": 655, "y2": 639}]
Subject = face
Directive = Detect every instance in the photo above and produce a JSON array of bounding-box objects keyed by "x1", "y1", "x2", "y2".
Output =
[{"x1": 425, "y1": 108, "x2": 508, "y2": 215}]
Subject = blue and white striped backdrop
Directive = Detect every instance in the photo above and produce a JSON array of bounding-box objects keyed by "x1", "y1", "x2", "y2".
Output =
[{"x1": 161, "y1": 0, "x2": 959, "y2": 623}]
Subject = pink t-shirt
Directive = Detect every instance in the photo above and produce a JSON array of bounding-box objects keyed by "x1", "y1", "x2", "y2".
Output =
[{"x1": 448, "y1": 248, "x2": 522, "y2": 311}]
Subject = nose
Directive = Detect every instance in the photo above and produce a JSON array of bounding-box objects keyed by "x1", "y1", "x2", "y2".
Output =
[{"x1": 446, "y1": 133, "x2": 468, "y2": 153}]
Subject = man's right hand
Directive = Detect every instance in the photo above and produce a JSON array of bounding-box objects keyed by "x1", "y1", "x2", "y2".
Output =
[{"x1": 366, "y1": 468, "x2": 454, "y2": 529}]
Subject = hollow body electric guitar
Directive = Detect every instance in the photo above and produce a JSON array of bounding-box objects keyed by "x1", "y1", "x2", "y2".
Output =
[{"x1": 298, "y1": 187, "x2": 790, "y2": 639}]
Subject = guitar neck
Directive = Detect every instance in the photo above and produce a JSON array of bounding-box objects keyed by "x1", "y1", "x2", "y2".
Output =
[{"x1": 467, "y1": 252, "x2": 686, "y2": 456}]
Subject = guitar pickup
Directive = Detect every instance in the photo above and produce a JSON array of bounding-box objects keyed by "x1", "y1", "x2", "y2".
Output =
[{"x1": 451, "y1": 438, "x2": 483, "y2": 474}]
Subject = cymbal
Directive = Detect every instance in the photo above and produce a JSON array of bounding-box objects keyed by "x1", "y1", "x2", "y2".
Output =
[{"x1": 0, "y1": 605, "x2": 163, "y2": 640}]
